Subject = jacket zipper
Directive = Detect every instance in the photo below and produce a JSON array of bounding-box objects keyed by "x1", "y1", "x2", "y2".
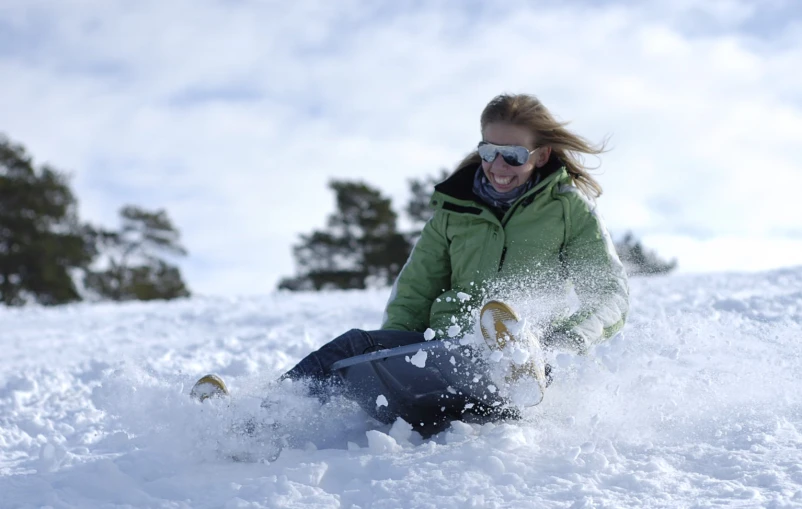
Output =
[{"x1": 498, "y1": 246, "x2": 507, "y2": 272}]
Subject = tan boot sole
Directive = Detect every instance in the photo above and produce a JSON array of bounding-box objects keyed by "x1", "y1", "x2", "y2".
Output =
[
  {"x1": 480, "y1": 300, "x2": 522, "y2": 350},
  {"x1": 190, "y1": 374, "x2": 229, "y2": 402},
  {"x1": 479, "y1": 300, "x2": 546, "y2": 404}
]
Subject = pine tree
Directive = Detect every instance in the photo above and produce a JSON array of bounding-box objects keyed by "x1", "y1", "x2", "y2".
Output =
[
  {"x1": 84, "y1": 206, "x2": 190, "y2": 301},
  {"x1": 615, "y1": 232, "x2": 677, "y2": 276},
  {"x1": 279, "y1": 180, "x2": 412, "y2": 291},
  {"x1": 406, "y1": 169, "x2": 449, "y2": 237},
  {"x1": 0, "y1": 135, "x2": 94, "y2": 306}
]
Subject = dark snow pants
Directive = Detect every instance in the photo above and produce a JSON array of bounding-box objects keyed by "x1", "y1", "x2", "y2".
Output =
[{"x1": 282, "y1": 328, "x2": 425, "y2": 397}]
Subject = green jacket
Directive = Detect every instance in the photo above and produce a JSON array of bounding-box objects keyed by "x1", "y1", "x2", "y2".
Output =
[{"x1": 381, "y1": 159, "x2": 629, "y2": 352}]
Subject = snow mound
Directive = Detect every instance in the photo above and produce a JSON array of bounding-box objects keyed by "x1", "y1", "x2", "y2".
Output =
[{"x1": 1, "y1": 269, "x2": 802, "y2": 507}]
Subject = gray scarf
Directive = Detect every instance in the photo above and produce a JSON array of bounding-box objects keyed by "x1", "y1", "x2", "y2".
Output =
[{"x1": 472, "y1": 165, "x2": 538, "y2": 211}]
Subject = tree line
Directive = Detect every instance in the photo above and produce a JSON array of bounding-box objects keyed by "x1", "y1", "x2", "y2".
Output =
[
  {"x1": 0, "y1": 134, "x2": 190, "y2": 306},
  {"x1": 279, "y1": 171, "x2": 676, "y2": 291},
  {"x1": 2, "y1": 131, "x2": 675, "y2": 306}
]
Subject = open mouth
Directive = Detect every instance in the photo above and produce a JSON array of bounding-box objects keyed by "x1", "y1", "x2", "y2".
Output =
[{"x1": 491, "y1": 174, "x2": 515, "y2": 188}]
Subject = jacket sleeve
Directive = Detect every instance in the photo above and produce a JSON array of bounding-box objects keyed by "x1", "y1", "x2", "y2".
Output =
[
  {"x1": 547, "y1": 191, "x2": 629, "y2": 352},
  {"x1": 381, "y1": 211, "x2": 452, "y2": 332}
]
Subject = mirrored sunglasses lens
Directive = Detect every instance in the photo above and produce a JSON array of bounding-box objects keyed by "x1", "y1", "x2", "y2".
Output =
[
  {"x1": 478, "y1": 145, "x2": 497, "y2": 162},
  {"x1": 478, "y1": 144, "x2": 529, "y2": 165},
  {"x1": 499, "y1": 146, "x2": 528, "y2": 166}
]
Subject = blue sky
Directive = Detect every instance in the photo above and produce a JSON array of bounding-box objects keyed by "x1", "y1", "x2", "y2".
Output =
[{"x1": 1, "y1": 0, "x2": 801, "y2": 296}]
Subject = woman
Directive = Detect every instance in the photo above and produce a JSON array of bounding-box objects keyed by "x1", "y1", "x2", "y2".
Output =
[{"x1": 194, "y1": 93, "x2": 629, "y2": 407}]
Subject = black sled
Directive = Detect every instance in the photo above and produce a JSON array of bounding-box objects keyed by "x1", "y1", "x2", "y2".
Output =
[{"x1": 330, "y1": 340, "x2": 520, "y2": 437}]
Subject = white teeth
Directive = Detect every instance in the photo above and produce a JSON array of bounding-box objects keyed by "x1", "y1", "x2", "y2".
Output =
[{"x1": 493, "y1": 174, "x2": 514, "y2": 185}]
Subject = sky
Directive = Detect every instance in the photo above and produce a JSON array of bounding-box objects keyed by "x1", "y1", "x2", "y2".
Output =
[{"x1": 1, "y1": 0, "x2": 801, "y2": 296}]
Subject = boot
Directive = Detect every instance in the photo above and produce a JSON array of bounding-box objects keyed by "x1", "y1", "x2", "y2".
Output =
[
  {"x1": 190, "y1": 374, "x2": 229, "y2": 402},
  {"x1": 479, "y1": 300, "x2": 547, "y2": 404}
]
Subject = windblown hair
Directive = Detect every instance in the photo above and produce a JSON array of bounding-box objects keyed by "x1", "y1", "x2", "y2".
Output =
[{"x1": 457, "y1": 93, "x2": 607, "y2": 199}]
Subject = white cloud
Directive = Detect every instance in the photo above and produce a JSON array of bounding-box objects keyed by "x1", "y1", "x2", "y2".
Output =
[{"x1": 1, "y1": 0, "x2": 800, "y2": 295}]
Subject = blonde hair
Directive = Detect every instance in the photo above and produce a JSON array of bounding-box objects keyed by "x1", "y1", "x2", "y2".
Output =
[{"x1": 457, "y1": 93, "x2": 607, "y2": 199}]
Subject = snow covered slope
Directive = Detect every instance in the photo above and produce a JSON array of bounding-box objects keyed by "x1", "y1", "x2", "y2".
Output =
[{"x1": 2, "y1": 267, "x2": 802, "y2": 508}]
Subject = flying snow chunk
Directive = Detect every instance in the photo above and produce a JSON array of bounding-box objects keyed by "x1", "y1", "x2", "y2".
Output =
[
  {"x1": 450, "y1": 421, "x2": 473, "y2": 435},
  {"x1": 408, "y1": 349, "x2": 428, "y2": 368},
  {"x1": 490, "y1": 351, "x2": 504, "y2": 363},
  {"x1": 459, "y1": 335, "x2": 475, "y2": 346},
  {"x1": 505, "y1": 318, "x2": 525, "y2": 335},
  {"x1": 447, "y1": 325, "x2": 461, "y2": 338},
  {"x1": 424, "y1": 328, "x2": 436, "y2": 341},
  {"x1": 376, "y1": 394, "x2": 388, "y2": 408},
  {"x1": 366, "y1": 430, "x2": 401, "y2": 453},
  {"x1": 389, "y1": 417, "x2": 413, "y2": 443},
  {"x1": 481, "y1": 312, "x2": 496, "y2": 339},
  {"x1": 511, "y1": 347, "x2": 530, "y2": 365},
  {"x1": 457, "y1": 292, "x2": 472, "y2": 302}
]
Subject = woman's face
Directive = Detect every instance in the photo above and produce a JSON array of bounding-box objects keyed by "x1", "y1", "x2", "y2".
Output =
[{"x1": 481, "y1": 122, "x2": 549, "y2": 193}]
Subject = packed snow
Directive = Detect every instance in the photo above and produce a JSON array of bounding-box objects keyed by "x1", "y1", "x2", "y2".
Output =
[{"x1": 2, "y1": 266, "x2": 802, "y2": 508}]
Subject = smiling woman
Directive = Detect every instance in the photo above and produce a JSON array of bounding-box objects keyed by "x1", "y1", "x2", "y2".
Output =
[
  {"x1": 192, "y1": 93, "x2": 629, "y2": 434},
  {"x1": 381, "y1": 93, "x2": 628, "y2": 347}
]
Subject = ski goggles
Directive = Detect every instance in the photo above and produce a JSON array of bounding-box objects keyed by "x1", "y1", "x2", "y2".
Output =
[{"x1": 477, "y1": 142, "x2": 536, "y2": 166}]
